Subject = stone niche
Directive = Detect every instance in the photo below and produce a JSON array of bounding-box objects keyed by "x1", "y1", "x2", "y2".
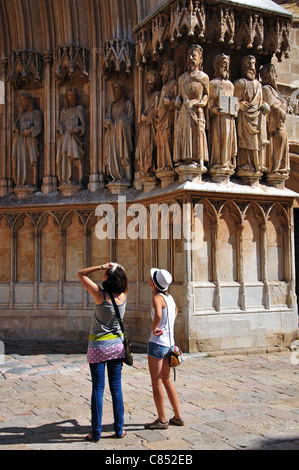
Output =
[{"x1": 0, "y1": 0, "x2": 298, "y2": 352}]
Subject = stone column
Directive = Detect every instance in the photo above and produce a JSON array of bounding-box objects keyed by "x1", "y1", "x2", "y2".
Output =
[
  {"x1": 237, "y1": 223, "x2": 246, "y2": 310},
  {"x1": 0, "y1": 58, "x2": 10, "y2": 196},
  {"x1": 88, "y1": 47, "x2": 103, "y2": 192},
  {"x1": 261, "y1": 223, "x2": 270, "y2": 310},
  {"x1": 42, "y1": 52, "x2": 57, "y2": 194},
  {"x1": 287, "y1": 222, "x2": 296, "y2": 309},
  {"x1": 212, "y1": 222, "x2": 220, "y2": 312}
]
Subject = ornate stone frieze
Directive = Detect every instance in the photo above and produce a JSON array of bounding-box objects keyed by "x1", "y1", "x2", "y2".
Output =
[
  {"x1": 135, "y1": 29, "x2": 151, "y2": 66},
  {"x1": 103, "y1": 39, "x2": 133, "y2": 74},
  {"x1": 264, "y1": 20, "x2": 291, "y2": 60},
  {"x1": 9, "y1": 50, "x2": 42, "y2": 88},
  {"x1": 235, "y1": 14, "x2": 264, "y2": 52},
  {"x1": 54, "y1": 44, "x2": 89, "y2": 83},
  {"x1": 170, "y1": 0, "x2": 206, "y2": 42},
  {"x1": 134, "y1": 0, "x2": 292, "y2": 64},
  {"x1": 206, "y1": 8, "x2": 235, "y2": 45}
]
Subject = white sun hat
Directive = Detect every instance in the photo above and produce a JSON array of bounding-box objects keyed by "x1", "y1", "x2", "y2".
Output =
[{"x1": 150, "y1": 268, "x2": 173, "y2": 291}]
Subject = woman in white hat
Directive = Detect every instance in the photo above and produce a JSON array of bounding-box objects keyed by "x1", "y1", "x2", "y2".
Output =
[{"x1": 145, "y1": 268, "x2": 184, "y2": 429}]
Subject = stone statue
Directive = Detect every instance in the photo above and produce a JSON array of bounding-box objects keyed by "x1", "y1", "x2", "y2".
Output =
[
  {"x1": 104, "y1": 81, "x2": 134, "y2": 184},
  {"x1": 173, "y1": 44, "x2": 209, "y2": 177},
  {"x1": 260, "y1": 63, "x2": 290, "y2": 185},
  {"x1": 135, "y1": 70, "x2": 160, "y2": 181},
  {"x1": 156, "y1": 61, "x2": 178, "y2": 175},
  {"x1": 208, "y1": 54, "x2": 238, "y2": 182},
  {"x1": 12, "y1": 92, "x2": 42, "y2": 190},
  {"x1": 234, "y1": 56, "x2": 269, "y2": 182},
  {"x1": 56, "y1": 88, "x2": 85, "y2": 187}
]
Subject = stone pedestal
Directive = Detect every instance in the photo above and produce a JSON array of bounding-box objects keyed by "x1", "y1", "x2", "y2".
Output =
[
  {"x1": 13, "y1": 185, "x2": 38, "y2": 198},
  {"x1": 209, "y1": 167, "x2": 234, "y2": 184},
  {"x1": 156, "y1": 169, "x2": 176, "y2": 188},
  {"x1": 264, "y1": 172, "x2": 289, "y2": 189},
  {"x1": 235, "y1": 169, "x2": 262, "y2": 187},
  {"x1": 175, "y1": 163, "x2": 207, "y2": 183},
  {"x1": 106, "y1": 180, "x2": 131, "y2": 194},
  {"x1": 58, "y1": 182, "x2": 82, "y2": 197}
]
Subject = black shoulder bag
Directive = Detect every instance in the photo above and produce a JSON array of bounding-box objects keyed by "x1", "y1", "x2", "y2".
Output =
[{"x1": 108, "y1": 292, "x2": 133, "y2": 366}]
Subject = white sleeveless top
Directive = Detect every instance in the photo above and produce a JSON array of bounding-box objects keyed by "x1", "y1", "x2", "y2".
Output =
[{"x1": 149, "y1": 293, "x2": 176, "y2": 347}]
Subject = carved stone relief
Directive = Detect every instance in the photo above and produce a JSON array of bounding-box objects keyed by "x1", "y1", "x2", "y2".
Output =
[
  {"x1": 260, "y1": 63, "x2": 290, "y2": 187},
  {"x1": 135, "y1": 70, "x2": 160, "y2": 190},
  {"x1": 0, "y1": 1, "x2": 293, "y2": 199},
  {"x1": 56, "y1": 87, "x2": 86, "y2": 195},
  {"x1": 173, "y1": 44, "x2": 209, "y2": 182},
  {"x1": 233, "y1": 55, "x2": 270, "y2": 185},
  {"x1": 104, "y1": 81, "x2": 134, "y2": 193},
  {"x1": 12, "y1": 92, "x2": 42, "y2": 197},
  {"x1": 156, "y1": 61, "x2": 178, "y2": 186},
  {"x1": 208, "y1": 54, "x2": 238, "y2": 183}
]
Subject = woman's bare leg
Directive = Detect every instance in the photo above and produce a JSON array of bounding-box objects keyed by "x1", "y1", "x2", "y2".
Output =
[
  {"x1": 161, "y1": 358, "x2": 181, "y2": 419},
  {"x1": 148, "y1": 355, "x2": 167, "y2": 423}
]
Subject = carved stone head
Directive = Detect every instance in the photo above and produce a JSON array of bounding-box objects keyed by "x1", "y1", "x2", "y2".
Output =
[
  {"x1": 241, "y1": 55, "x2": 256, "y2": 80},
  {"x1": 260, "y1": 63, "x2": 278, "y2": 90},
  {"x1": 145, "y1": 70, "x2": 160, "y2": 95},
  {"x1": 66, "y1": 87, "x2": 78, "y2": 107},
  {"x1": 187, "y1": 44, "x2": 203, "y2": 72},
  {"x1": 213, "y1": 54, "x2": 230, "y2": 79},
  {"x1": 161, "y1": 61, "x2": 176, "y2": 84},
  {"x1": 112, "y1": 81, "x2": 127, "y2": 102},
  {"x1": 18, "y1": 92, "x2": 33, "y2": 112}
]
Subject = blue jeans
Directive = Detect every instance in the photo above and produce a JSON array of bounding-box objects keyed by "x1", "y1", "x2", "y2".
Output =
[{"x1": 89, "y1": 359, "x2": 124, "y2": 440}]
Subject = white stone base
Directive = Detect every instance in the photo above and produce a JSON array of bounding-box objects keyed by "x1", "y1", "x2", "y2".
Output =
[{"x1": 189, "y1": 309, "x2": 298, "y2": 352}]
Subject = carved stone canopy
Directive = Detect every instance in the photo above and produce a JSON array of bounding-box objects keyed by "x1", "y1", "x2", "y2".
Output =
[
  {"x1": 134, "y1": 0, "x2": 293, "y2": 65},
  {"x1": 54, "y1": 44, "x2": 89, "y2": 83},
  {"x1": 9, "y1": 50, "x2": 42, "y2": 88},
  {"x1": 103, "y1": 39, "x2": 133, "y2": 75}
]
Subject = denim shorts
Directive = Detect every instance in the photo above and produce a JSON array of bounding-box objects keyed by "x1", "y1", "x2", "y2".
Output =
[{"x1": 148, "y1": 342, "x2": 174, "y2": 359}]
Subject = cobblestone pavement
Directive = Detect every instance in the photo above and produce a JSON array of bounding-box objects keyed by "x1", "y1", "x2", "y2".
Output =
[{"x1": 0, "y1": 341, "x2": 299, "y2": 451}]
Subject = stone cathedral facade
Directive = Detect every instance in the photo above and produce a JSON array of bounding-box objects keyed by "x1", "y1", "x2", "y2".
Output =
[{"x1": 0, "y1": 0, "x2": 298, "y2": 352}]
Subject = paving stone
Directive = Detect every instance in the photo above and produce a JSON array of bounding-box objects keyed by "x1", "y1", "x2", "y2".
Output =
[{"x1": 1, "y1": 343, "x2": 299, "y2": 450}]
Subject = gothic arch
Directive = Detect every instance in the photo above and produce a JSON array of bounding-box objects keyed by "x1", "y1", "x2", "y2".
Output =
[
  {"x1": 218, "y1": 200, "x2": 242, "y2": 225},
  {"x1": 243, "y1": 201, "x2": 267, "y2": 226}
]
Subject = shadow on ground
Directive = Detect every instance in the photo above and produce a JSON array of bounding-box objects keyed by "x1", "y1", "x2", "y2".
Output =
[{"x1": 2, "y1": 340, "x2": 147, "y2": 356}]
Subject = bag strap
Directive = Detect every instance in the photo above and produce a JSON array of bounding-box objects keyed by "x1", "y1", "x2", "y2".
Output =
[{"x1": 107, "y1": 291, "x2": 125, "y2": 335}]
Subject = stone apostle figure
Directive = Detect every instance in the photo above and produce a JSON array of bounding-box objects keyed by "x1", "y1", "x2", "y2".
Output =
[
  {"x1": 12, "y1": 92, "x2": 42, "y2": 188},
  {"x1": 104, "y1": 81, "x2": 134, "y2": 183},
  {"x1": 208, "y1": 54, "x2": 238, "y2": 179},
  {"x1": 135, "y1": 70, "x2": 160, "y2": 180},
  {"x1": 234, "y1": 56, "x2": 269, "y2": 179},
  {"x1": 156, "y1": 61, "x2": 178, "y2": 174},
  {"x1": 56, "y1": 88, "x2": 85, "y2": 186},
  {"x1": 260, "y1": 63, "x2": 290, "y2": 182},
  {"x1": 173, "y1": 44, "x2": 209, "y2": 171}
]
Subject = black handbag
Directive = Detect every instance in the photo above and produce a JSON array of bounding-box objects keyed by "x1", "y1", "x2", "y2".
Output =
[{"x1": 108, "y1": 291, "x2": 133, "y2": 366}]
